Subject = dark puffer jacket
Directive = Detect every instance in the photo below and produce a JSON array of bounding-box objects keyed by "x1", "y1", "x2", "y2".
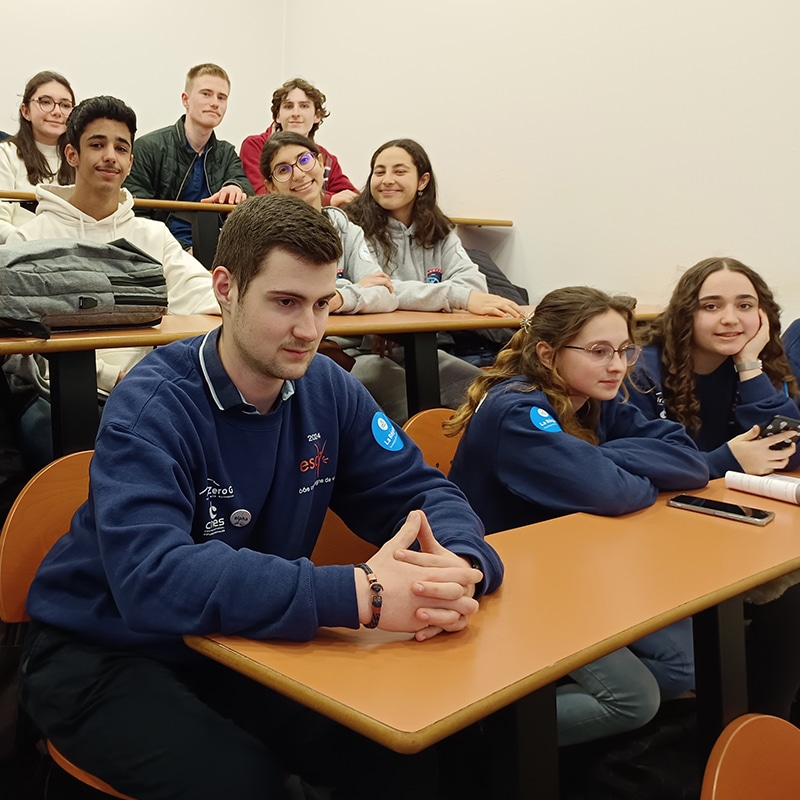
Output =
[{"x1": 124, "y1": 115, "x2": 254, "y2": 226}]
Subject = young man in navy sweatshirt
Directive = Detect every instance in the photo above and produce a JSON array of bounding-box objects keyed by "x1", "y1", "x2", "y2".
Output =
[{"x1": 19, "y1": 193, "x2": 503, "y2": 800}]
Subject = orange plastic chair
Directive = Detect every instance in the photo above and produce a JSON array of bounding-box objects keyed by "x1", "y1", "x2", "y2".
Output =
[
  {"x1": 0, "y1": 450, "x2": 136, "y2": 800},
  {"x1": 402, "y1": 408, "x2": 460, "y2": 476},
  {"x1": 310, "y1": 509, "x2": 378, "y2": 566},
  {"x1": 700, "y1": 713, "x2": 800, "y2": 800},
  {"x1": 310, "y1": 408, "x2": 461, "y2": 566}
]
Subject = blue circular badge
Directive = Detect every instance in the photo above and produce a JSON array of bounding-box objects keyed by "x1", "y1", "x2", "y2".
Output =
[
  {"x1": 529, "y1": 406, "x2": 563, "y2": 432},
  {"x1": 371, "y1": 412, "x2": 404, "y2": 451}
]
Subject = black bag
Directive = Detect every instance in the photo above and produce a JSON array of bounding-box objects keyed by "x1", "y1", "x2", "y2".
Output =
[
  {"x1": 0, "y1": 238, "x2": 168, "y2": 339},
  {"x1": 446, "y1": 249, "x2": 529, "y2": 362}
]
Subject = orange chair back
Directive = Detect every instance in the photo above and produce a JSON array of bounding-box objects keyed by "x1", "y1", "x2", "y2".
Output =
[
  {"x1": 701, "y1": 713, "x2": 800, "y2": 799},
  {"x1": 310, "y1": 509, "x2": 378, "y2": 566},
  {"x1": 0, "y1": 451, "x2": 92, "y2": 623},
  {"x1": 402, "y1": 408, "x2": 460, "y2": 476},
  {"x1": 311, "y1": 408, "x2": 460, "y2": 566}
]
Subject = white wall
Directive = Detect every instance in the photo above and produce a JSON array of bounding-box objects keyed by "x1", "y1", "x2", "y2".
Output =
[
  {"x1": 1, "y1": 1, "x2": 283, "y2": 172},
  {"x1": 5, "y1": 0, "x2": 800, "y2": 320}
]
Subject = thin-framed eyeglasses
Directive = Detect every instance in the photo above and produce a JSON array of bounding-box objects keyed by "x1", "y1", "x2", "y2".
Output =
[
  {"x1": 562, "y1": 343, "x2": 642, "y2": 366},
  {"x1": 30, "y1": 96, "x2": 74, "y2": 114},
  {"x1": 270, "y1": 151, "x2": 318, "y2": 183}
]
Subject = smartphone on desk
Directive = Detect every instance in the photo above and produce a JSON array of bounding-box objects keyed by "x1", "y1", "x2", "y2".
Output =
[
  {"x1": 758, "y1": 415, "x2": 800, "y2": 450},
  {"x1": 667, "y1": 494, "x2": 775, "y2": 526}
]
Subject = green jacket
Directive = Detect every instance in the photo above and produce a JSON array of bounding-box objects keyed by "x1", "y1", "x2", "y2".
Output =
[{"x1": 124, "y1": 116, "x2": 254, "y2": 226}]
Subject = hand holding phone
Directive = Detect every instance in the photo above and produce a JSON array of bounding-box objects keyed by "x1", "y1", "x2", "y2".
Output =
[
  {"x1": 759, "y1": 415, "x2": 800, "y2": 450},
  {"x1": 667, "y1": 494, "x2": 775, "y2": 526}
]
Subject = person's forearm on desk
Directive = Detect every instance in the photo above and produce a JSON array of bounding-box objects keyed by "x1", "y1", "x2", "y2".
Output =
[{"x1": 354, "y1": 510, "x2": 482, "y2": 641}]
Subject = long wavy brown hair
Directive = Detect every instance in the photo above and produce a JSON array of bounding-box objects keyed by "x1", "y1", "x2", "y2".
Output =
[
  {"x1": 345, "y1": 138, "x2": 453, "y2": 273},
  {"x1": 10, "y1": 71, "x2": 75, "y2": 186},
  {"x1": 638, "y1": 257, "x2": 799, "y2": 434},
  {"x1": 445, "y1": 287, "x2": 637, "y2": 444}
]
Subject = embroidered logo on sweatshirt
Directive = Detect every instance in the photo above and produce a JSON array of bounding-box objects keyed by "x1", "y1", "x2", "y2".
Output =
[
  {"x1": 199, "y1": 479, "x2": 235, "y2": 499},
  {"x1": 372, "y1": 412, "x2": 404, "y2": 451},
  {"x1": 298, "y1": 437, "x2": 335, "y2": 494},
  {"x1": 199, "y1": 479, "x2": 235, "y2": 537},
  {"x1": 529, "y1": 407, "x2": 563, "y2": 432},
  {"x1": 299, "y1": 440, "x2": 329, "y2": 477},
  {"x1": 426, "y1": 268, "x2": 443, "y2": 284}
]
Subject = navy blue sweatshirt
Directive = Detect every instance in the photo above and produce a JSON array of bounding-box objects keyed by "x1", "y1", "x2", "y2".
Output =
[
  {"x1": 27, "y1": 329, "x2": 503, "y2": 662},
  {"x1": 627, "y1": 346, "x2": 800, "y2": 478},
  {"x1": 449, "y1": 379, "x2": 708, "y2": 534}
]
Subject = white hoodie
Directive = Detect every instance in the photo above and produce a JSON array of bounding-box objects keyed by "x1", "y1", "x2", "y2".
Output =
[
  {"x1": 0, "y1": 140, "x2": 62, "y2": 243},
  {"x1": 7, "y1": 184, "x2": 219, "y2": 392}
]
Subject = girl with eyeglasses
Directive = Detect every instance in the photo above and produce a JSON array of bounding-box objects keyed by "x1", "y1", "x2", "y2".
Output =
[
  {"x1": 0, "y1": 71, "x2": 75, "y2": 243},
  {"x1": 260, "y1": 131, "x2": 397, "y2": 317},
  {"x1": 446, "y1": 286, "x2": 709, "y2": 745},
  {"x1": 345, "y1": 138, "x2": 523, "y2": 422},
  {"x1": 628, "y1": 257, "x2": 800, "y2": 720}
]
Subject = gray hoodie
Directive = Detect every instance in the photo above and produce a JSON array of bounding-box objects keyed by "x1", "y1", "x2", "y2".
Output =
[
  {"x1": 323, "y1": 207, "x2": 398, "y2": 314},
  {"x1": 368, "y1": 217, "x2": 487, "y2": 311}
]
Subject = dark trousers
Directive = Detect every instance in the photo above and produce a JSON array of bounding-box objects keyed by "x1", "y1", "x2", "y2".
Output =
[
  {"x1": 20, "y1": 623, "x2": 438, "y2": 800},
  {"x1": 746, "y1": 580, "x2": 800, "y2": 719}
]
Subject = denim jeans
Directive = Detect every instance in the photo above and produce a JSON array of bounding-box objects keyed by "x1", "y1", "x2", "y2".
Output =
[{"x1": 557, "y1": 618, "x2": 693, "y2": 746}]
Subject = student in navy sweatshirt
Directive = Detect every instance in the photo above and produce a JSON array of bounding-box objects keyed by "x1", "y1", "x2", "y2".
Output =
[
  {"x1": 628, "y1": 257, "x2": 800, "y2": 477},
  {"x1": 447, "y1": 286, "x2": 708, "y2": 746},
  {"x1": 19, "y1": 194, "x2": 503, "y2": 800},
  {"x1": 628, "y1": 256, "x2": 800, "y2": 720}
]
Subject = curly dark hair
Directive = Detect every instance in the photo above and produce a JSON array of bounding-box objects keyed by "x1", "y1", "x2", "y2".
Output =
[
  {"x1": 270, "y1": 78, "x2": 329, "y2": 138},
  {"x1": 10, "y1": 71, "x2": 75, "y2": 186},
  {"x1": 445, "y1": 287, "x2": 638, "y2": 444},
  {"x1": 639, "y1": 257, "x2": 799, "y2": 434},
  {"x1": 345, "y1": 138, "x2": 453, "y2": 273}
]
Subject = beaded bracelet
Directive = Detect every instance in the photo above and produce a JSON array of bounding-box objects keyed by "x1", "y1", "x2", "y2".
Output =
[{"x1": 355, "y1": 563, "x2": 383, "y2": 629}]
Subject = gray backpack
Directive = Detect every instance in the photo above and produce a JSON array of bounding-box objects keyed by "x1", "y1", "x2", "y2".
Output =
[{"x1": 0, "y1": 238, "x2": 168, "y2": 339}]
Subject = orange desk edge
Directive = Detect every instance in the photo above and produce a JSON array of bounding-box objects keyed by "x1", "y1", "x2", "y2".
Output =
[{"x1": 185, "y1": 479, "x2": 800, "y2": 753}]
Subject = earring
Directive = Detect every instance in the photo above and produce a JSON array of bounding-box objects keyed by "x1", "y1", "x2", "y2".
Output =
[{"x1": 417, "y1": 190, "x2": 424, "y2": 197}]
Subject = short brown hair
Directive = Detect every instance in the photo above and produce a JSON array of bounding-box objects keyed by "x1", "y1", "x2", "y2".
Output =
[
  {"x1": 185, "y1": 64, "x2": 230, "y2": 93},
  {"x1": 270, "y1": 78, "x2": 329, "y2": 138},
  {"x1": 213, "y1": 194, "x2": 342, "y2": 298}
]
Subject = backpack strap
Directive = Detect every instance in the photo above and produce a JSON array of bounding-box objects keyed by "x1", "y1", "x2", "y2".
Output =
[{"x1": 0, "y1": 319, "x2": 51, "y2": 340}]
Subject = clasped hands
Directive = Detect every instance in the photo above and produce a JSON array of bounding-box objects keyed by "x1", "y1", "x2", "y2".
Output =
[{"x1": 354, "y1": 510, "x2": 483, "y2": 641}]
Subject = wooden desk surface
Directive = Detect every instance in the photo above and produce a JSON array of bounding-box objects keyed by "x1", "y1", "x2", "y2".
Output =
[
  {"x1": 633, "y1": 303, "x2": 662, "y2": 322},
  {"x1": 184, "y1": 480, "x2": 800, "y2": 753},
  {"x1": 0, "y1": 307, "x2": 668, "y2": 357},
  {"x1": 0, "y1": 311, "x2": 523, "y2": 356},
  {"x1": 0, "y1": 192, "x2": 514, "y2": 227},
  {"x1": 0, "y1": 315, "x2": 222, "y2": 356}
]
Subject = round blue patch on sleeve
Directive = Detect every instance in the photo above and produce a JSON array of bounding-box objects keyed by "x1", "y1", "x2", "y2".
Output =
[
  {"x1": 529, "y1": 406, "x2": 563, "y2": 432},
  {"x1": 372, "y1": 411, "x2": 404, "y2": 451}
]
